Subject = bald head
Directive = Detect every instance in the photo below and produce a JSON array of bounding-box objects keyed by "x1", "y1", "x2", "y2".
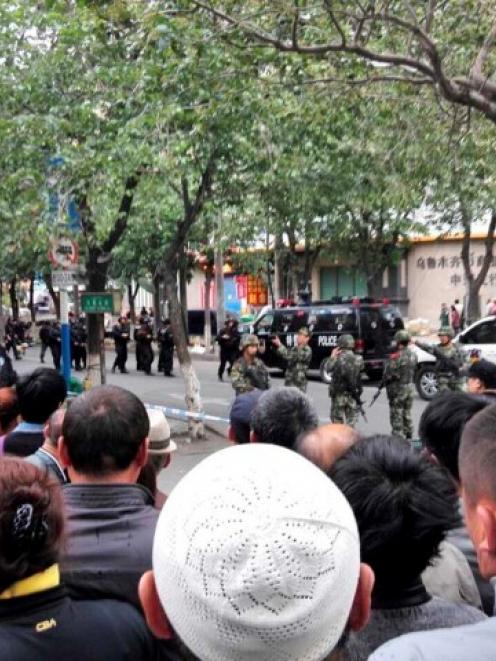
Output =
[
  {"x1": 44, "y1": 408, "x2": 66, "y2": 448},
  {"x1": 297, "y1": 423, "x2": 360, "y2": 472},
  {"x1": 460, "y1": 403, "x2": 496, "y2": 504}
]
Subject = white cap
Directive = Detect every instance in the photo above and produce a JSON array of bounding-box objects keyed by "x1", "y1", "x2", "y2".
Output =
[
  {"x1": 146, "y1": 409, "x2": 177, "y2": 455},
  {"x1": 152, "y1": 444, "x2": 360, "y2": 661}
]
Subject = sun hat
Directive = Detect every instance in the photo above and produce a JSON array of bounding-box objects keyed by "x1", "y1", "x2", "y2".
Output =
[
  {"x1": 152, "y1": 443, "x2": 360, "y2": 661},
  {"x1": 146, "y1": 409, "x2": 177, "y2": 455}
]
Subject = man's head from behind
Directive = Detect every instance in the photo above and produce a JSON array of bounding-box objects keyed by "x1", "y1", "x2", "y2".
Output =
[
  {"x1": 466, "y1": 359, "x2": 496, "y2": 393},
  {"x1": 43, "y1": 408, "x2": 65, "y2": 450},
  {"x1": 16, "y1": 368, "x2": 67, "y2": 424},
  {"x1": 139, "y1": 444, "x2": 373, "y2": 661},
  {"x1": 330, "y1": 435, "x2": 460, "y2": 591},
  {"x1": 460, "y1": 404, "x2": 496, "y2": 579},
  {"x1": 59, "y1": 385, "x2": 149, "y2": 483},
  {"x1": 419, "y1": 391, "x2": 487, "y2": 483},
  {"x1": 297, "y1": 423, "x2": 360, "y2": 472},
  {"x1": 250, "y1": 387, "x2": 318, "y2": 449}
]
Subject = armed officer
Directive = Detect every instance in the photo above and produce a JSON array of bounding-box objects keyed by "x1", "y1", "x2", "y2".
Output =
[
  {"x1": 134, "y1": 316, "x2": 154, "y2": 375},
  {"x1": 112, "y1": 316, "x2": 130, "y2": 374},
  {"x1": 383, "y1": 330, "x2": 417, "y2": 440},
  {"x1": 71, "y1": 317, "x2": 87, "y2": 371},
  {"x1": 231, "y1": 334, "x2": 270, "y2": 395},
  {"x1": 413, "y1": 326, "x2": 466, "y2": 393},
  {"x1": 325, "y1": 334, "x2": 364, "y2": 427},
  {"x1": 271, "y1": 327, "x2": 312, "y2": 392},
  {"x1": 157, "y1": 318, "x2": 174, "y2": 377}
]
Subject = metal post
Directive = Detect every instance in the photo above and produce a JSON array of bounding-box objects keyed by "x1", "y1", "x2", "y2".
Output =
[{"x1": 60, "y1": 288, "x2": 72, "y2": 388}]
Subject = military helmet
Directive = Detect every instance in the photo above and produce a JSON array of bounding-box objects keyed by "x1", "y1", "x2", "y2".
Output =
[
  {"x1": 394, "y1": 330, "x2": 411, "y2": 343},
  {"x1": 298, "y1": 327, "x2": 311, "y2": 337},
  {"x1": 438, "y1": 326, "x2": 454, "y2": 338},
  {"x1": 240, "y1": 334, "x2": 259, "y2": 350},
  {"x1": 338, "y1": 334, "x2": 355, "y2": 349}
]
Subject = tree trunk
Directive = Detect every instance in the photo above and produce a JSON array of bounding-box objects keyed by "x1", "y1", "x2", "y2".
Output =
[
  {"x1": 179, "y1": 251, "x2": 189, "y2": 336},
  {"x1": 215, "y1": 246, "x2": 225, "y2": 330},
  {"x1": 152, "y1": 272, "x2": 161, "y2": 333},
  {"x1": 163, "y1": 260, "x2": 205, "y2": 440},
  {"x1": 44, "y1": 271, "x2": 61, "y2": 319},
  {"x1": 204, "y1": 267, "x2": 213, "y2": 350},
  {"x1": 127, "y1": 281, "x2": 139, "y2": 324},
  {"x1": 85, "y1": 251, "x2": 108, "y2": 387},
  {"x1": 460, "y1": 207, "x2": 496, "y2": 326},
  {"x1": 9, "y1": 278, "x2": 18, "y2": 320},
  {"x1": 273, "y1": 233, "x2": 285, "y2": 301},
  {"x1": 29, "y1": 274, "x2": 35, "y2": 322}
]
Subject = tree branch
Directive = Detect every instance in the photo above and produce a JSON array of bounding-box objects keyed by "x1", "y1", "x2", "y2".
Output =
[
  {"x1": 472, "y1": 19, "x2": 496, "y2": 82},
  {"x1": 101, "y1": 172, "x2": 141, "y2": 254},
  {"x1": 474, "y1": 210, "x2": 496, "y2": 290}
]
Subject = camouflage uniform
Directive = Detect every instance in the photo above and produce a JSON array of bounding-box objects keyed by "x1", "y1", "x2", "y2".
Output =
[
  {"x1": 416, "y1": 335, "x2": 466, "y2": 393},
  {"x1": 383, "y1": 345, "x2": 418, "y2": 439},
  {"x1": 231, "y1": 356, "x2": 270, "y2": 395},
  {"x1": 276, "y1": 344, "x2": 312, "y2": 392},
  {"x1": 326, "y1": 341, "x2": 364, "y2": 427}
]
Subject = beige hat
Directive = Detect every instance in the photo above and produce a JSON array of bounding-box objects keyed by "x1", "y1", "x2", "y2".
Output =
[{"x1": 147, "y1": 409, "x2": 177, "y2": 455}]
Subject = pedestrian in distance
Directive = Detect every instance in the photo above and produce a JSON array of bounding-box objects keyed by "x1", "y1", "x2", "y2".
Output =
[
  {"x1": 231, "y1": 334, "x2": 270, "y2": 395},
  {"x1": 382, "y1": 329, "x2": 418, "y2": 440},
  {"x1": 157, "y1": 318, "x2": 174, "y2": 377},
  {"x1": 4, "y1": 318, "x2": 20, "y2": 361},
  {"x1": 325, "y1": 334, "x2": 365, "y2": 428},
  {"x1": 413, "y1": 327, "x2": 466, "y2": 394},
  {"x1": 216, "y1": 319, "x2": 232, "y2": 381},
  {"x1": 38, "y1": 320, "x2": 50, "y2": 364},
  {"x1": 71, "y1": 317, "x2": 87, "y2": 371},
  {"x1": 111, "y1": 316, "x2": 130, "y2": 374},
  {"x1": 439, "y1": 303, "x2": 450, "y2": 327},
  {"x1": 48, "y1": 321, "x2": 61, "y2": 371},
  {"x1": 450, "y1": 304, "x2": 461, "y2": 335},
  {"x1": 271, "y1": 326, "x2": 313, "y2": 392}
]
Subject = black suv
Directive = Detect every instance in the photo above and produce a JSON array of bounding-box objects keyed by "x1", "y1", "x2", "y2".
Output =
[{"x1": 252, "y1": 298, "x2": 404, "y2": 382}]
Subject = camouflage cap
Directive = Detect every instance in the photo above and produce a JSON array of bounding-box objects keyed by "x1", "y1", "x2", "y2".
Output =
[
  {"x1": 394, "y1": 330, "x2": 411, "y2": 343},
  {"x1": 298, "y1": 327, "x2": 311, "y2": 337},
  {"x1": 240, "y1": 334, "x2": 259, "y2": 350},
  {"x1": 438, "y1": 326, "x2": 455, "y2": 338},
  {"x1": 338, "y1": 334, "x2": 355, "y2": 349}
]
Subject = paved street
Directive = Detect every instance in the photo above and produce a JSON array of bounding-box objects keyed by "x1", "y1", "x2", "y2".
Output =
[{"x1": 14, "y1": 346, "x2": 430, "y2": 493}]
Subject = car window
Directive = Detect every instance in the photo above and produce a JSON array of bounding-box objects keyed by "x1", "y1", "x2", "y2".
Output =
[
  {"x1": 463, "y1": 321, "x2": 496, "y2": 344},
  {"x1": 360, "y1": 309, "x2": 381, "y2": 331},
  {"x1": 255, "y1": 314, "x2": 274, "y2": 333},
  {"x1": 274, "y1": 311, "x2": 297, "y2": 333},
  {"x1": 288, "y1": 310, "x2": 308, "y2": 332},
  {"x1": 308, "y1": 309, "x2": 356, "y2": 332},
  {"x1": 380, "y1": 307, "x2": 403, "y2": 331}
]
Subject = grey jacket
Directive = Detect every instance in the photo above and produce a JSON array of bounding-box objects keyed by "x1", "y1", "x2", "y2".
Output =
[{"x1": 60, "y1": 483, "x2": 158, "y2": 610}]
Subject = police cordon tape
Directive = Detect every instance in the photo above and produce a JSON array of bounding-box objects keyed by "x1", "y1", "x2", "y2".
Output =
[{"x1": 67, "y1": 392, "x2": 230, "y2": 424}]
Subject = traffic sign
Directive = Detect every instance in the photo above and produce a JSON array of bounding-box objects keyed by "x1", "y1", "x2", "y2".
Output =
[
  {"x1": 48, "y1": 236, "x2": 79, "y2": 269},
  {"x1": 52, "y1": 270, "x2": 78, "y2": 288},
  {"x1": 81, "y1": 291, "x2": 122, "y2": 314}
]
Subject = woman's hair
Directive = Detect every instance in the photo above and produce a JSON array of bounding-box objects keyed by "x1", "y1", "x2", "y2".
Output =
[{"x1": 0, "y1": 458, "x2": 64, "y2": 593}]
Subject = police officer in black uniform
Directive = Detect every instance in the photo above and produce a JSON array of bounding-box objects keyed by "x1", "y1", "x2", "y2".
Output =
[
  {"x1": 72, "y1": 317, "x2": 87, "y2": 371},
  {"x1": 112, "y1": 316, "x2": 130, "y2": 374},
  {"x1": 157, "y1": 318, "x2": 175, "y2": 376},
  {"x1": 134, "y1": 316, "x2": 154, "y2": 375}
]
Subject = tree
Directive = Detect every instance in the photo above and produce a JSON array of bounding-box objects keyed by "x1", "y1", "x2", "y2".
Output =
[{"x1": 193, "y1": 1, "x2": 496, "y2": 124}]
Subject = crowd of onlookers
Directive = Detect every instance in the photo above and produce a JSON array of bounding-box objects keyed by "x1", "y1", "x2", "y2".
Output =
[{"x1": 0, "y1": 365, "x2": 495, "y2": 660}]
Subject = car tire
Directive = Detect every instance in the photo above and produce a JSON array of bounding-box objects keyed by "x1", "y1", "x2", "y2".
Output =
[
  {"x1": 320, "y1": 358, "x2": 332, "y2": 385},
  {"x1": 415, "y1": 365, "x2": 439, "y2": 401}
]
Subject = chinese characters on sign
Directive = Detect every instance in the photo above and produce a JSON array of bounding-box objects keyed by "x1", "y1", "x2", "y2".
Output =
[
  {"x1": 247, "y1": 275, "x2": 268, "y2": 306},
  {"x1": 416, "y1": 254, "x2": 496, "y2": 288}
]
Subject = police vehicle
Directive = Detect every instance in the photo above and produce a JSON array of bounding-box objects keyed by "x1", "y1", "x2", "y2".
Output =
[{"x1": 252, "y1": 298, "x2": 404, "y2": 383}]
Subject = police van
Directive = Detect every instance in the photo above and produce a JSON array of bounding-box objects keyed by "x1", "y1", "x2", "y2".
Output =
[{"x1": 252, "y1": 298, "x2": 404, "y2": 383}]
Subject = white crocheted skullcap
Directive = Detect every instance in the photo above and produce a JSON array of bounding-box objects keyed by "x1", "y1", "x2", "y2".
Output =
[{"x1": 152, "y1": 443, "x2": 360, "y2": 661}]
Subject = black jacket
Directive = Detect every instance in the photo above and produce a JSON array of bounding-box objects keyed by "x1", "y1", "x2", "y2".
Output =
[
  {"x1": 0, "y1": 585, "x2": 164, "y2": 661},
  {"x1": 60, "y1": 484, "x2": 159, "y2": 610}
]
